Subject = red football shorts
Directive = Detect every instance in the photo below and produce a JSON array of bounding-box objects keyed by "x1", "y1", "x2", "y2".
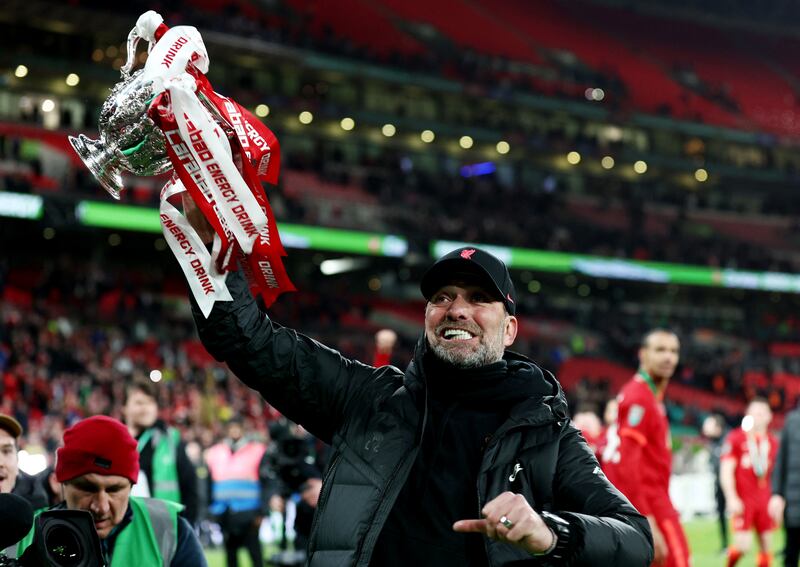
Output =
[{"x1": 732, "y1": 501, "x2": 774, "y2": 534}]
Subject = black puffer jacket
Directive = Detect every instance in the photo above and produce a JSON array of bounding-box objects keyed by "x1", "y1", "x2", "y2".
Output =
[
  {"x1": 192, "y1": 272, "x2": 653, "y2": 566},
  {"x1": 773, "y1": 407, "x2": 800, "y2": 527}
]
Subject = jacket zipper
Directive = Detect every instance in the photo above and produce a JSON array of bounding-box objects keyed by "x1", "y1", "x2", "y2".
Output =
[
  {"x1": 478, "y1": 419, "x2": 562, "y2": 567},
  {"x1": 354, "y1": 447, "x2": 419, "y2": 566}
]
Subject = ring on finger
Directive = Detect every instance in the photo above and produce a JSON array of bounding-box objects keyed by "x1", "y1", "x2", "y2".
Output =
[{"x1": 499, "y1": 515, "x2": 513, "y2": 529}]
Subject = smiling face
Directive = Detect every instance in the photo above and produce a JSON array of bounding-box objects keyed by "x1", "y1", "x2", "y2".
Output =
[
  {"x1": 63, "y1": 473, "x2": 132, "y2": 539},
  {"x1": 424, "y1": 282, "x2": 518, "y2": 368},
  {"x1": 0, "y1": 429, "x2": 18, "y2": 493}
]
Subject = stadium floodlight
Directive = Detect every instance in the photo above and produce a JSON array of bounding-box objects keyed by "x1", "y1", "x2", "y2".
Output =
[
  {"x1": 634, "y1": 160, "x2": 648, "y2": 174},
  {"x1": 255, "y1": 104, "x2": 270, "y2": 117},
  {"x1": 14, "y1": 65, "x2": 29, "y2": 78},
  {"x1": 695, "y1": 168, "x2": 708, "y2": 182},
  {"x1": 421, "y1": 129, "x2": 435, "y2": 143},
  {"x1": 66, "y1": 73, "x2": 80, "y2": 87},
  {"x1": 496, "y1": 141, "x2": 510, "y2": 154},
  {"x1": 567, "y1": 151, "x2": 581, "y2": 165},
  {"x1": 340, "y1": 117, "x2": 355, "y2": 131},
  {"x1": 459, "y1": 135, "x2": 473, "y2": 149},
  {"x1": 320, "y1": 257, "x2": 369, "y2": 275},
  {"x1": 382, "y1": 123, "x2": 396, "y2": 137},
  {"x1": 299, "y1": 111, "x2": 313, "y2": 124},
  {"x1": 601, "y1": 156, "x2": 615, "y2": 169}
]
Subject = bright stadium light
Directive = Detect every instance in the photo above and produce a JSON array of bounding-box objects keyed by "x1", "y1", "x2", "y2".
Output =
[
  {"x1": 695, "y1": 168, "x2": 708, "y2": 182},
  {"x1": 496, "y1": 141, "x2": 510, "y2": 154},
  {"x1": 149, "y1": 369, "x2": 163, "y2": 383},
  {"x1": 41, "y1": 99, "x2": 55, "y2": 113},
  {"x1": 592, "y1": 88, "x2": 605, "y2": 101},
  {"x1": 18, "y1": 451, "x2": 47, "y2": 476},
  {"x1": 567, "y1": 151, "x2": 581, "y2": 165},
  {"x1": 421, "y1": 129, "x2": 435, "y2": 143},
  {"x1": 255, "y1": 104, "x2": 270, "y2": 117},
  {"x1": 382, "y1": 123, "x2": 396, "y2": 137},
  {"x1": 340, "y1": 117, "x2": 355, "y2": 131},
  {"x1": 65, "y1": 73, "x2": 80, "y2": 87},
  {"x1": 14, "y1": 65, "x2": 29, "y2": 78},
  {"x1": 601, "y1": 156, "x2": 615, "y2": 169},
  {"x1": 299, "y1": 111, "x2": 313, "y2": 124},
  {"x1": 459, "y1": 135, "x2": 473, "y2": 149},
  {"x1": 634, "y1": 160, "x2": 648, "y2": 174}
]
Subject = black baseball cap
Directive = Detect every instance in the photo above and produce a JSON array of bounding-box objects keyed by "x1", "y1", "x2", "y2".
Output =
[{"x1": 421, "y1": 247, "x2": 517, "y2": 315}]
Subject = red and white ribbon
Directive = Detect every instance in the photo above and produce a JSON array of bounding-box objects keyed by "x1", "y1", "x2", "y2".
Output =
[{"x1": 159, "y1": 177, "x2": 231, "y2": 317}]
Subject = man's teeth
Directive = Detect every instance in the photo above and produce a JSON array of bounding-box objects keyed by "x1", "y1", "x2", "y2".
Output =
[{"x1": 443, "y1": 329, "x2": 474, "y2": 340}]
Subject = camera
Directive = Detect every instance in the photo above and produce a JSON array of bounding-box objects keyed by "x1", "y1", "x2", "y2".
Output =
[{"x1": 1, "y1": 510, "x2": 105, "y2": 567}]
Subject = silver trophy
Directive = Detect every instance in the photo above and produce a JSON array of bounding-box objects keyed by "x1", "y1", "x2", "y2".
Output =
[{"x1": 69, "y1": 25, "x2": 172, "y2": 199}]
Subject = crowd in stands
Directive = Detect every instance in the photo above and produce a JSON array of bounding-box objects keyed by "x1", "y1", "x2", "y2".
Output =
[{"x1": 2, "y1": 246, "x2": 799, "y2": 470}]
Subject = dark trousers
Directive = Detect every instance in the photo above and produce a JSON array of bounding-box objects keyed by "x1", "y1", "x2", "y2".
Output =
[
  {"x1": 783, "y1": 525, "x2": 800, "y2": 567},
  {"x1": 714, "y1": 479, "x2": 728, "y2": 549},
  {"x1": 224, "y1": 523, "x2": 263, "y2": 567}
]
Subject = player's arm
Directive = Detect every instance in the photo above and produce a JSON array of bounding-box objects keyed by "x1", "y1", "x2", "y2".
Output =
[
  {"x1": 611, "y1": 402, "x2": 651, "y2": 516},
  {"x1": 720, "y1": 438, "x2": 743, "y2": 515}
]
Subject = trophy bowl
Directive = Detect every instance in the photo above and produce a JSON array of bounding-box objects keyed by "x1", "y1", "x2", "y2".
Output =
[{"x1": 68, "y1": 70, "x2": 172, "y2": 199}]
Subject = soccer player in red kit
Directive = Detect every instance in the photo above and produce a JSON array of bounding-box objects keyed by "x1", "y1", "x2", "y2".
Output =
[
  {"x1": 602, "y1": 329, "x2": 690, "y2": 567},
  {"x1": 720, "y1": 398, "x2": 778, "y2": 567}
]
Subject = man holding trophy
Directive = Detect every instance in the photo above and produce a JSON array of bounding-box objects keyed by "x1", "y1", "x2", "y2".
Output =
[{"x1": 71, "y1": 11, "x2": 654, "y2": 566}]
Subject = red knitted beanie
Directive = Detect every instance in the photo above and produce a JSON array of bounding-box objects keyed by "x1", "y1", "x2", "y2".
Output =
[{"x1": 55, "y1": 415, "x2": 140, "y2": 484}]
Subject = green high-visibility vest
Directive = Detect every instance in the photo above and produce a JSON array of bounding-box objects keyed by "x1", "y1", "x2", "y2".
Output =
[
  {"x1": 17, "y1": 497, "x2": 181, "y2": 566},
  {"x1": 138, "y1": 426, "x2": 182, "y2": 504}
]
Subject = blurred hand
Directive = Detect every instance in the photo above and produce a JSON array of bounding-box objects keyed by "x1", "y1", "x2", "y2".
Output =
[
  {"x1": 727, "y1": 495, "x2": 744, "y2": 517},
  {"x1": 647, "y1": 516, "x2": 668, "y2": 566},
  {"x1": 181, "y1": 192, "x2": 215, "y2": 244},
  {"x1": 453, "y1": 492, "x2": 555, "y2": 555},
  {"x1": 768, "y1": 494, "x2": 785, "y2": 526},
  {"x1": 253, "y1": 515, "x2": 263, "y2": 528},
  {"x1": 375, "y1": 329, "x2": 398, "y2": 353}
]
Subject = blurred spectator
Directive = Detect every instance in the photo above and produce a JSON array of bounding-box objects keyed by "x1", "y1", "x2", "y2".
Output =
[
  {"x1": 123, "y1": 376, "x2": 199, "y2": 524},
  {"x1": 0, "y1": 413, "x2": 47, "y2": 511},
  {"x1": 702, "y1": 413, "x2": 729, "y2": 552},
  {"x1": 206, "y1": 417, "x2": 270, "y2": 567}
]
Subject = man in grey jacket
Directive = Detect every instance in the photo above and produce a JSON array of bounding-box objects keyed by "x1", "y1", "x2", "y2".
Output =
[
  {"x1": 185, "y1": 200, "x2": 653, "y2": 566},
  {"x1": 770, "y1": 405, "x2": 800, "y2": 567}
]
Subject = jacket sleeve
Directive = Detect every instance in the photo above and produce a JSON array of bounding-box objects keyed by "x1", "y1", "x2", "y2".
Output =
[
  {"x1": 170, "y1": 516, "x2": 208, "y2": 567},
  {"x1": 191, "y1": 269, "x2": 383, "y2": 443},
  {"x1": 772, "y1": 422, "x2": 788, "y2": 497},
  {"x1": 552, "y1": 426, "x2": 654, "y2": 566}
]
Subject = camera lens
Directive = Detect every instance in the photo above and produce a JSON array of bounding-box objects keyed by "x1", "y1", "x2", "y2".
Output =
[{"x1": 45, "y1": 524, "x2": 83, "y2": 566}]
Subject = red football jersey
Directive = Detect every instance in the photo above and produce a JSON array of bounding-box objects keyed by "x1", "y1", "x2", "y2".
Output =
[
  {"x1": 603, "y1": 375, "x2": 672, "y2": 516},
  {"x1": 721, "y1": 427, "x2": 778, "y2": 499}
]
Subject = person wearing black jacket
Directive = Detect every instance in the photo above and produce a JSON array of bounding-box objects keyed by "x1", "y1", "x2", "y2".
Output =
[
  {"x1": 770, "y1": 405, "x2": 800, "y2": 567},
  {"x1": 123, "y1": 377, "x2": 199, "y2": 525},
  {"x1": 188, "y1": 238, "x2": 654, "y2": 566}
]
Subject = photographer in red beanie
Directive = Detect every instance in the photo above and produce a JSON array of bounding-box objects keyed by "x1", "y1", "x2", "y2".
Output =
[{"x1": 18, "y1": 416, "x2": 207, "y2": 567}]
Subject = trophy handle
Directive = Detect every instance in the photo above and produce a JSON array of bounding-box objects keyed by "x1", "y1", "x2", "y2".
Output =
[{"x1": 68, "y1": 134, "x2": 125, "y2": 200}]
